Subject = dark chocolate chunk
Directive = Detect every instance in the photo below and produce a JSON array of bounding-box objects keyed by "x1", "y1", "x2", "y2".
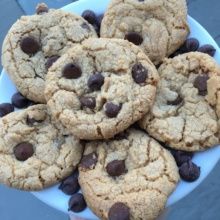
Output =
[
  {"x1": 197, "y1": 44, "x2": 216, "y2": 57},
  {"x1": 132, "y1": 63, "x2": 148, "y2": 84},
  {"x1": 88, "y1": 73, "x2": 104, "y2": 91},
  {"x1": 68, "y1": 193, "x2": 87, "y2": 212},
  {"x1": 124, "y1": 32, "x2": 143, "y2": 45},
  {"x1": 108, "y1": 202, "x2": 130, "y2": 220},
  {"x1": 20, "y1": 36, "x2": 40, "y2": 55},
  {"x1": 45, "y1": 55, "x2": 60, "y2": 69},
  {"x1": 59, "y1": 171, "x2": 80, "y2": 195},
  {"x1": 82, "y1": 10, "x2": 97, "y2": 25},
  {"x1": 13, "y1": 142, "x2": 34, "y2": 161},
  {"x1": 80, "y1": 97, "x2": 96, "y2": 109},
  {"x1": 179, "y1": 161, "x2": 200, "y2": 182},
  {"x1": 0, "y1": 103, "x2": 14, "y2": 117},
  {"x1": 11, "y1": 92, "x2": 30, "y2": 108},
  {"x1": 184, "y1": 38, "x2": 200, "y2": 52},
  {"x1": 105, "y1": 102, "x2": 121, "y2": 118},
  {"x1": 106, "y1": 160, "x2": 126, "y2": 177},
  {"x1": 173, "y1": 150, "x2": 193, "y2": 166},
  {"x1": 26, "y1": 116, "x2": 44, "y2": 126},
  {"x1": 193, "y1": 75, "x2": 209, "y2": 96},
  {"x1": 62, "y1": 63, "x2": 82, "y2": 79},
  {"x1": 80, "y1": 153, "x2": 98, "y2": 170}
]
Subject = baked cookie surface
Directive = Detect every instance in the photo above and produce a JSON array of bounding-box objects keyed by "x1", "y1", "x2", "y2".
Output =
[
  {"x1": 45, "y1": 38, "x2": 159, "y2": 140},
  {"x1": 140, "y1": 52, "x2": 220, "y2": 151},
  {"x1": 79, "y1": 129, "x2": 179, "y2": 220},
  {"x1": 2, "y1": 8, "x2": 97, "y2": 103},
  {"x1": 100, "y1": 0, "x2": 189, "y2": 64},
  {"x1": 0, "y1": 105, "x2": 83, "y2": 191}
]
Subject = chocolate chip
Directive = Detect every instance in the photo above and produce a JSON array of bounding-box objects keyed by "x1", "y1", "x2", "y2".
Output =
[
  {"x1": 132, "y1": 63, "x2": 148, "y2": 84},
  {"x1": 124, "y1": 32, "x2": 143, "y2": 45},
  {"x1": 173, "y1": 150, "x2": 193, "y2": 166},
  {"x1": 80, "y1": 97, "x2": 96, "y2": 109},
  {"x1": 81, "y1": 22, "x2": 91, "y2": 31},
  {"x1": 11, "y1": 92, "x2": 30, "y2": 108},
  {"x1": 88, "y1": 73, "x2": 104, "y2": 90},
  {"x1": 59, "y1": 171, "x2": 80, "y2": 195},
  {"x1": 108, "y1": 202, "x2": 130, "y2": 220},
  {"x1": 179, "y1": 161, "x2": 200, "y2": 182},
  {"x1": 62, "y1": 63, "x2": 82, "y2": 79},
  {"x1": 80, "y1": 153, "x2": 98, "y2": 170},
  {"x1": 197, "y1": 44, "x2": 216, "y2": 57},
  {"x1": 167, "y1": 95, "x2": 183, "y2": 105},
  {"x1": 106, "y1": 160, "x2": 126, "y2": 177},
  {"x1": 105, "y1": 102, "x2": 121, "y2": 118},
  {"x1": 20, "y1": 36, "x2": 40, "y2": 55},
  {"x1": 36, "y1": 3, "x2": 49, "y2": 14},
  {"x1": 114, "y1": 131, "x2": 129, "y2": 140},
  {"x1": 45, "y1": 55, "x2": 60, "y2": 69},
  {"x1": 193, "y1": 75, "x2": 209, "y2": 96},
  {"x1": 68, "y1": 193, "x2": 87, "y2": 212},
  {"x1": 82, "y1": 10, "x2": 97, "y2": 25},
  {"x1": 13, "y1": 142, "x2": 34, "y2": 161},
  {"x1": 26, "y1": 116, "x2": 44, "y2": 126},
  {"x1": 0, "y1": 103, "x2": 14, "y2": 117},
  {"x1": 184, "y1": 38, "x2": 200, "y2": 52}
]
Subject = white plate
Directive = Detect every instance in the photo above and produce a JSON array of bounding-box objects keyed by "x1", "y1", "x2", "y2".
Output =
[{"x1": 1, "y1": 0, "x2": 220, "y2": 219}]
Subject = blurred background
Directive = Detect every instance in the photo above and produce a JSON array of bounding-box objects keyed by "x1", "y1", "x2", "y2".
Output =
[{"x1": 0, "y1": 0, "x2": 220, "y2": 219}]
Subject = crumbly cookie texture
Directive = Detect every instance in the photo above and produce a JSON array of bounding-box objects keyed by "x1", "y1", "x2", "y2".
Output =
[
  {"x1": 45, "y1": 38, "x2": 159, "y2": 140},
  {"x1": 0, "y1": 105, "x2": 83, "y2": 191},
  {"x1": 100, "y1": 0, "x2": 189, "y2": 64},
  {"x1": 79, "y1": 129, "x2": 179, "y2": 220},
  {"x1": 2, "y1": 9, "x2": 97, "y2": 103},
  {"x1": 140, "y1": 52, "x2": 220, "y2": 152}
]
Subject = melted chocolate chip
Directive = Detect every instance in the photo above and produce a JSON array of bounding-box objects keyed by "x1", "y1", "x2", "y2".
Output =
[
  {"x1": 68, "y1": 193, "x2": 87, "y2": 212},
  {"x1": 0, "y1": 103, "x2": 14, "y2": 117},
  {"x1": 26, "y1": 116, "x2": 44, "y2": 126},
  {"x1": 20, "y1": 36, "x2": 40, "y2": 55},
  {"x1": 82, "y1": 10, "x2": 97, "y2": 25},
  {"x1": 197, "y1": 44, "x2": 216, "y2": 57},
  {"x1": 167, "y1": 95, "x2": 183, "y2": 105},
  {"x1": 193, "y1": 75, "x2": 209, "y2": 96},
  {"x1": 80, "y1": 153, "x2": 98, "y2": 170},
  {"x1": 132, "y1": 63, "x2": 148, "y2": 84},
  {"x1": 13, "y1": 142, "x2": 34, "y2": 161},
  {"x1": 62, "y1": 63, "x2": 82, "y2": 79},
  {"x1": 88, "y1": 73, "x2": 104, "y2": 91},
  {"x1": 80, "y1": 97, "x2": 96, "y2": 109},
  {"x1": 173, "y1": 150, "x2": 194, "y2": 167},
  {"x1": 108, "y1": 202, "x2": 130, "y2": 220},
  {"x1": 125, "y1": 32, "x2": 143, "y2": 45},
  {"x1": 106, "y1": 160, "x2": 126, "y2": 177},
  {"x1": 105, "y1": 102, "x2": 121, "y2": 118},
  {"x1": 59, "y1": 171, "x2": 80, "y2": 195},
  {"x1": 179, "y1": 161, "x2": 200, "y2": 182},
  {"x1": 81, "y1": 22, "x2": 91, "y2": 31},
  {"x1": 45, "y1": 55, "x2": 60, "y2": 69},
  {"x1": 11, "y1": 92, "x2": 30, "y2": 108}
]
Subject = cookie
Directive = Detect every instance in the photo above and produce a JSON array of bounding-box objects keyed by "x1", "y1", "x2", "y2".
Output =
[
  {"x1": 100, "y1": 0, "x2": 189, "y2": 64},
  {"x1": 0, "y1": 104, "x2": 83, "y2": 191},
  {"x1": 139, "y1": 52, "x2": 220, "y2": 152},
  {"x1": 2, "y1": 5, "x2": 97, "y2": 103},
  {"x1": 78, "y1": 129, "x2": 179, "y2": 220},
  {"x1": 45, "y1": 38, "x2": 159, "y2": 140}
]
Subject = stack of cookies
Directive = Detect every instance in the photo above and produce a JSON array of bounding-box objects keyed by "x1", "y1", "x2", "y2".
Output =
[{"x1": 0, "y1": 1, "x2": 219, "y2": 220}]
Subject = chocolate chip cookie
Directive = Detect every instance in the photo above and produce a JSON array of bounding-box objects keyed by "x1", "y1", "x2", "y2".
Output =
[
  {"x1": 0, "y1": 105, "x2": 83, "y2": 191},
  {"x1": 2, "y1": 5, "x2": 97, "y2": 103},
  {"x1": 140, "y1": 52, "x2": 220, "y2": 151},
  {"x1": 78, "y1": 129, "x2": 179, "y2": 220},
  {"x1": 45, "y1": 38, "x2": 159, "y2": 140},
  {"x1": 100, "y1": 0, "x2": 189, "y2": 65}
]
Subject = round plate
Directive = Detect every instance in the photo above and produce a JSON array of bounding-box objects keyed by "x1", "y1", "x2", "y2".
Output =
[{"x1": 1, "y1": 0, "x2": 220, "y2": 219}]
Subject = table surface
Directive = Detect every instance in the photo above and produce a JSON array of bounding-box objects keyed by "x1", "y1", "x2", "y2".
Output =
[{"x1": 0, "y1": 0, "x2": 220, "y2": 220}]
